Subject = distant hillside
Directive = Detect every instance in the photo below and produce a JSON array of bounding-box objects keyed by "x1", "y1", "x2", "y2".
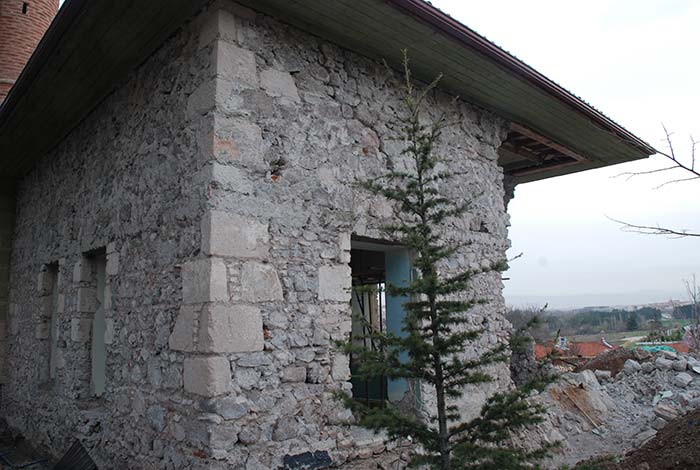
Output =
[{"x1": 506, "y1": 289, "x2": 684, "y2": 310}]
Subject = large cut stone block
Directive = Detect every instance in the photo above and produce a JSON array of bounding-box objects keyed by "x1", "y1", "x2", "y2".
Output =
[
  {"x1": 70, "y1": 317, "x2": 92, "y2": 342},
  {"x1": 204, "y1": 163, "x2": 253, "y2": 194},
  {"x1": 201, "y1": 211, "x2": 269, "y2": 259},
  {"x1": 186, "y1": 79, "x2": 233, "y2": 119},
  {"x1": 73, "y1": 258, "x2": 91, "y2": 283},
  {"x1": 169, "y1": 305, "x2": 196, "y2": 352},
  {"x1": 77, "y1": 287, "x2": 97, "y2": 313},
  {"x1": 241, "y1": 262, "x2": 283, "y2": 302},
  {"x1": 318, "y1": 265, "x2": 351, "y2": 302},
  {"x1": 199, "y1": 9, "x2": 237, "y2": 49},
  {"x1": 37, "y1": 270, "x2": 53, "y2": 295},
  {"x1": 198, "y1": 303, "x2": 263, "y2": 353},
  {"x1": 212, "y1": 41, "x2": 257, "y2": 89},
  {"x1": 260, "y1": 68, "x2": 300, "y2": 102},
  {"x1": 181, "y1": 258, "x2": 229, "y2": 305},
  {"x1": 184, "y1": 356, "x2": 231, "y2": 397}
]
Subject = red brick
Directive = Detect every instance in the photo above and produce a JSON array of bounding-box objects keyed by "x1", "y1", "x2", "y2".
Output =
[{"x1": 0, "y1": 0, "x2": 59, "y2": 103}]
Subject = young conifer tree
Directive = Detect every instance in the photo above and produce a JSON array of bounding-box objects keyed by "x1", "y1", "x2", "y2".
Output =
[{"x1": 338, "y1": 51, "x2": 554, "y2": 470}]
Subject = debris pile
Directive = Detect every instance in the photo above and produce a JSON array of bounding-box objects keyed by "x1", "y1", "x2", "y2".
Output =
[
  {"x1": 574, "y1": 407, "x2": 700, "y2": 470},
  {"x1": 540, "y1": 349, "x2": 700, "y2": 469}
]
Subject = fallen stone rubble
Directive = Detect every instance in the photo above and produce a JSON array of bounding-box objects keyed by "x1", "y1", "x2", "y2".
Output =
[{"x1": 539, "y1": 349, "x2": 700, "y2": 469}]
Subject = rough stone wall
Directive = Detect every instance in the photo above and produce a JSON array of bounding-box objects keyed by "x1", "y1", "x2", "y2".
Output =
[
  {"x1": 171, "y1": 3, "x2": 515, "y2": 468},
  {"x1": 3, "y1": 2, "x2": 515, "y2": 469},
  {"x1": 0, "y1": 178, "x2": 15, "y2": 384},
  {"x1": 2, "y1": 10, "x2": 218, "y2": 470}
]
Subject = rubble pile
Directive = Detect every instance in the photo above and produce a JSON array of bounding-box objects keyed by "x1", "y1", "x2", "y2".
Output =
[{"x1": 541, "y1": 349, "x2": 700, "y2": 469}]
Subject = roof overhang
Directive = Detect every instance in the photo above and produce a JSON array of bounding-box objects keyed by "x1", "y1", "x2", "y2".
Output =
[{"x1": 0, "y1": 0, "x2": 655, "y2": 182}]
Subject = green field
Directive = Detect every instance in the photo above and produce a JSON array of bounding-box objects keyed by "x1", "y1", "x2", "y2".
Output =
[{"x1": 569, "y1": 329, "x2": 650, "y2": 346}]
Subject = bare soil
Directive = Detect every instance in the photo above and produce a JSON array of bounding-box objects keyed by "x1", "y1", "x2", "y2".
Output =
[{"x1": 575, "y1": 408, "x2": 700, "y2": 470}]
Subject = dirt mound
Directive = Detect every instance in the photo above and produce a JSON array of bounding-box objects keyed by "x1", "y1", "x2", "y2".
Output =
[
  {"x1": 575, "y1": 408, "x2": 700, "y2": 470},
  {"x1": 577, "y1": 348, "x2": 649, "y2": 377}
]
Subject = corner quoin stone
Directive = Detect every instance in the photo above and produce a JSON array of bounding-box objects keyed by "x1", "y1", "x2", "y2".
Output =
[
  {"x1": 181, "y1": 258, "x2": 229, "y2": 304},
  {"x1": 169, "y1": 305, "x2": 196, "y2": 352},
  {"x1": 198, "y1": 303, "x2": 264, "y2": 353},
  {"x1": 183, "y1": 356, "x2": 231, "y2": 397},
  {"x1": 201, "y1": 210, "x2": 269, "y2": 258},
  {"x1": 318, "y1": 265, "x2": 351, "y2": 302}
]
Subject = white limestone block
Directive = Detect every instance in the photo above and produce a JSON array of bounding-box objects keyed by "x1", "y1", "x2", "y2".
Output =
[
  {"x1": 37, "y1": 270, "x2": 52, "y2": 295},
  {"x1": 73, "y1": 258, "x2": 91, "y2": 283},
  {"x1": 201, "y1": 211, "x2": 269, "y2": 259},
  {"x1": 198, "y1": 303, "x2": 263, "y2": 353},
  {"x1": 213, "y1": 41, "x2": 257, "y2": 89},
  {"x1": 199, "y1": 8, "x2": 237, "y2": 49},
  {"x1": 184, "y1": 356, "x2": 231, "y2": 397},
  {"x1": 77, "y1": 287, "x2": 97, "y2": 313},
  {"x1": 181, "y1": 258, "x2": 229, "y2": 305},
  {"x1": 70, "y1": 317, "x2": 92, "y2": 342},
  {"x1": 106, "y1": 251, "x2": 119, "y2": 276},
  {"x1": 169, "y1": 305, "x2": 196, "y2": 352},
  {"x1": 318, "y1": 265, "x2": 351, "y2": 302}
]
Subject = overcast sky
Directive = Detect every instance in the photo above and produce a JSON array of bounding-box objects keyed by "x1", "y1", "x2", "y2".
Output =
[{"x1": 430, "y1": 0, "x2": 700, "y2": 308}]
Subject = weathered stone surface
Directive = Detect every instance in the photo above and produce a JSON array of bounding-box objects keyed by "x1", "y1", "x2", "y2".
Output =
[
  {"x1": 36, "y1": 270, "x2": 52, "y2": 295},
  {"x1": 181, "y1": 258, "x2": 229, "y2": 304},
  {"x1": 106, "y1": 251, "x2": 119, "y2": 276},
  {"x1": 73, "y1": 258, "x2": 90, "y2": 283},
  {"x1": 654, "y1": 403, "x2": 678, "y2": 421},
  {"x1": 641, "y1": 361, "x2": 656, "y2": 373},
  {"x1": 199, "y1": 9, "x2": 237, "y2": 48},
  {"x1": 594, "y1": 369, "x2": 612, "y2": 382},
  {"x1": 212, "y1": 41, "x2": 257, "y2": 89},
  {"x1": 147, "y1": 405, "x2": 167, "y2": 432},
  {"x1": 70, "y1": 317, "x2": 91, "y2": 342},
  {"x1": 260, "y1": 68, "x2": 300, "y2": 102},
  {"x1": 282, "y1": 366, "x2": 307, "y2": 383},
  {"x1": 272, "y1": 417, "x2": 299, "y2": 441},
  {"x1": 77, "y1": 287, "x2": 97, "y2": 312},
  {"x1": 240, "y1": 262, "x2": 283, "y2": 302},
  {"x1": 201, "y1": 396, "x2": 249, "y2": 420},
  {"x1": 655, "y1": 357, "x2": 673, "y2": 370},
  {"x1": 198, "y1": 303, "x2": 264, "y2": 353},
  {"x1": 201, "y1": 211, "x2": 269, "y2": 258},
  {"x1": 204, "y1": 163, "x2": 253, "y2": 195},
  {"x1": 34, "y1": 321, "x2": 50, "y2": 340},
  {"x1": 660, "y1": 349, "x2": 678, "y2": 360},
  {"x1": 623, "y1": 359, "x2": 641, "y2": 374},
  {"x1": 169, "y1": 305, "x2": 196, "y2": 352},
  {"x1": 672, "y1": 359, "x2": 688, "y2": 371},
  {"x1": 184, "y1": 356, "x2": 232, "y2": 397},
  {"x1": 674, "y1": 372, "x2": 693, "y2": 388},
  {"x1": 318, "y1": 265, "x2": 351, "y2": 302},
  {"x1": 331, "y1": 354, "x2": 350, "y2": 381}
]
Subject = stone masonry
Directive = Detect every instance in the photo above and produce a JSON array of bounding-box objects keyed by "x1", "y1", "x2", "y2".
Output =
[{"x1": 3, "y1": 1, "x2": 515, "y2": 469}]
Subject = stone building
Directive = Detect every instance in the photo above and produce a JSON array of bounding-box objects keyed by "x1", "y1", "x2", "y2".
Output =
[{"x1": 0, "y1": 0, "x2": 654, "y2": 468}]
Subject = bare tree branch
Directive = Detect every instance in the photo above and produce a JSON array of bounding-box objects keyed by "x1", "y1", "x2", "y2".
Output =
[
  {"x1": 653, "y1": 175, "x2": 700, "y2": 189},
  {"x1": 610, "y1": 125, "x2": 699, "y2": 237},
  {"x1": 607, "y1": 216, "x2": 700, "y2": 238}
]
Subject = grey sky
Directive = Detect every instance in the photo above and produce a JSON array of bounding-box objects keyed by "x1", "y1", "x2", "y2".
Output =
[{"x1": 430, "y1": 0, "x2": 700, "y2": 308}]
